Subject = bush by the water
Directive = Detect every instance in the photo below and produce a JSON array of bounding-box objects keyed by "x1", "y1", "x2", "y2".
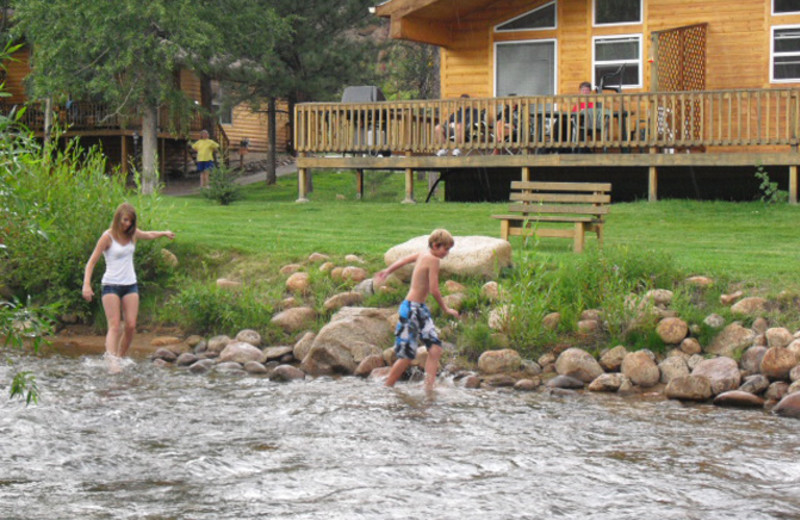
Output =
[{"x1": 0, "y1": 120, "x2": 172, "y2": 319}]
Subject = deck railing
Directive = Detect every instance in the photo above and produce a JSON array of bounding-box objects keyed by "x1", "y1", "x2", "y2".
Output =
[{"x1": 295, "y1": 88, "x2": 800, "y2": 155}]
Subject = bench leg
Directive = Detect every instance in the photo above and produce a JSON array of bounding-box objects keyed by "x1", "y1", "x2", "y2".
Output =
[
  {"x1": 573, "y1": 222, "x2": 586, "y2": 253},
  {"x1": 596, "y1": 223, "x2": 604, "y2": 248},
  {"x1": 500, "y1": 219, "x2": 510, "y2": 241}
]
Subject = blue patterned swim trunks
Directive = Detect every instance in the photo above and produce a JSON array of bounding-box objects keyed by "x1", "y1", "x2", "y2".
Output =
[{"x1": 394, "y1": 300, "x2": 441, "y2": 360}]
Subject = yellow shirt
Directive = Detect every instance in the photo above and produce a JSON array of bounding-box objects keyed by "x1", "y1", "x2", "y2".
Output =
[{"x1": 192, "y1": 138, "x2": 220, "y2": 162}]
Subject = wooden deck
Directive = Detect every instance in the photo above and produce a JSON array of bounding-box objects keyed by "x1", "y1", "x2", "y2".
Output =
[{"x1": 294, "y1": 88, "x2": 800, "y2": 203}]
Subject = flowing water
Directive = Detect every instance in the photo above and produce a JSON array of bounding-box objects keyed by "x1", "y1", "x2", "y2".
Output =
[{"x1": 1, "y1": 349, "x2": 799, "y2": 520}]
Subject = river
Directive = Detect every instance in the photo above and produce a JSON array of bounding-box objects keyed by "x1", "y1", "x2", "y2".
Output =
[{"x1": 1, "y1": 349, "x2": 799, "y2": 520}]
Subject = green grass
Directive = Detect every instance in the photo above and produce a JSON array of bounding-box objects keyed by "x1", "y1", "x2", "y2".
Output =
[{"x1": 164, "y1": 169, "x2": 800, "y2": 290}]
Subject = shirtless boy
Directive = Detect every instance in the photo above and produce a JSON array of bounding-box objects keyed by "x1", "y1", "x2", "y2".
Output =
[{"x1": 373, "y1": 229, "x2": 460, "y2": 390}]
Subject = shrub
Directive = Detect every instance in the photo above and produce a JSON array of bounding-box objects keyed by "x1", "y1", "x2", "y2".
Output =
[{"x1": 202, "y1": 163, "x2": 241, "y2": 205}]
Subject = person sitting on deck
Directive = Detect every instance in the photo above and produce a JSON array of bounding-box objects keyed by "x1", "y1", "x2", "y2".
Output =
[
  {"x1": 571, "y1": 81, "x2": 596, "y2": 112},
  {"x1": 435, "y1": 94, "x2": 478, "y2": 157}
]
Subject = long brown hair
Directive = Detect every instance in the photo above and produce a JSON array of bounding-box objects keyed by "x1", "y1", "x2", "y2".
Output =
[{"x1": 110, "y1": 202, "x2": 137, "y2": 241}]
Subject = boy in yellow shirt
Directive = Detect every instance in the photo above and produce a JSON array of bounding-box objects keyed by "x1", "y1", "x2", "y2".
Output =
[{"x1": 191, "y1": 129, "x2": 220, "y2": 187}]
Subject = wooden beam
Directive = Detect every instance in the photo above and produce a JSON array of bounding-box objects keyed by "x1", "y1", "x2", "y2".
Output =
[
  {"x1": 356, "y1": 169, "x2": 364, "y2": 200},
  {"x1": 393, "y1": 16, "x2": 452, "y2": 47},
  {"x1": 121, "y1": 135, "x2": 128, "y2": 177}
]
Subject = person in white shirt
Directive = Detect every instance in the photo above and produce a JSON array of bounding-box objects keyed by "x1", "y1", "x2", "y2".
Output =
[{"x1": 82, "y1": 203, "x2": 175, "y2": 370}]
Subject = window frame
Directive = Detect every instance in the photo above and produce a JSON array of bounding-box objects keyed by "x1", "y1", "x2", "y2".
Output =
[
  {"x1": 771, "y1": 24, "x2": 800, "y2": 83},
  {"x1": 591, "y1": 33, "x2": 643, "y2": 89},
  {"x1": 494, "y1": 1, "x2": 557, "y2": 33},
  {"x1": 593, "y1": 0, "x2": 643, "y2": 27},
  {"x1": 772, "y1": 0, "x2": 800, "y2": 16},
  {"x1": 493, "y1": 38, "x2": 558, "y2": 97}
]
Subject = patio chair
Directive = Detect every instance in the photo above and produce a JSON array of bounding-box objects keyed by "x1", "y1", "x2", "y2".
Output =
[
  {"x1": 341, "y1": 85, "x2": 390, "y2": 156},
  {"x1": 573, "y1": 107, "x2": 611, "y2": 152}
]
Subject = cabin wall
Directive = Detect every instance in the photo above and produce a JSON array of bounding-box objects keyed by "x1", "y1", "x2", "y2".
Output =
[
  {"x1": 438, "y1": 0, "x2": 800, "y2": 99},
  {"x1": 4, "y1": 47, "x2": 31, "y2": 103},
  {"x1": 221, "y1": 101, "x2": 291, "y2": 154}
]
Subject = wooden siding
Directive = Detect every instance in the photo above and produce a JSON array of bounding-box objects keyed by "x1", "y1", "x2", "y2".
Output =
[
  {"x1": 421, "y1": 0, "x2": 800, "y2": 99},
  {"x1": 4, "y1": 47, "x2": 30, "y2": 103},
  {"x1": 221, "y1": 101, "x2": 290, "y2": 154}
]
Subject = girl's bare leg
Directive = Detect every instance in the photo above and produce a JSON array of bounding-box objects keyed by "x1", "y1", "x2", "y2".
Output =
[
  {"x1": 101, "y1": 293, "x2": 122, "y2": 356},
  {"x1": 118, "y1": 292, "x2": 139, "y2": 358},
  {"x1": 385, "y1": 358, "x2": 412, "y2": 387}
]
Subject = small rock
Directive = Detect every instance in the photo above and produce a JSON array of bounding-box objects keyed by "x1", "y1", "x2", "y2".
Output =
[
  {"x1": 279, "y1": 263, "x2": 302, "y2": 275},
  {"x1": 308, "y1": 252, "x2": 330, "y2": 262},
  {"x1": 189, "y1": 359, "x2": 215, "y2": 373},
  {"x1": 680, "y1": 338, "x2": 702, "y2": 355},
  {"x1": 270, "y1": 365, "x2": 306, "y2": 382},
  {"x1": 345, "y1": 254, "x2": 364, "y2": 264},
  {"x1": 685, "y1": 275, "x2": 714, "y2": 287},
  {"x1": 216, "y1": 278, "x2": 242, "y2": 290},
  {"x1": 355, "y1": 354, "x2": 385, "y2": 377},
  {"x1": 542, "y1": 312, "x2": 561, "y2": 331},
  {"x1": 176, "y1": 353, "x2": 198, "y2": 366},
  {"x1": 244, "y1": 361, "x2": 269, "y2": 374},
  {"x1": 546, "y1": 375, "x2": 585, "y2": 389},
  {"x1": 703, "y1": 313, "x2": 725, "y2": 328},
  {"x1": 261, "y1": 346, "x2": 294, "y2": 363},
  {"x1": 481, "y1": 281, "x2": 500, "y2": 301},
  {"x1": 656, "y1": 317, "x2": 688, "y2": 344},
  {"x1": 286, "y1": 272, "x2": 311, "y2": 294},
  {"x1": 152, "y1": 348, "x2": 177, "y2": 362},
  {"x1": 766, "y1": 327, "x2": 793, "y2": 349},
  {"x1": 444, "y1": 280, "x2": 467, "y2": 293},
  {"x1": 713, "y1": 390, "x2": 765, "y2": 408},
  {"x1": 720, "y1": 290, "x2": 743, "y2": 306},
  {"x1": 599, "y1": 345, "x2": 628, "y2": 372},
  {"x1": 235, "y1": 329, "x2": 262, "y2": 347},
  {"x1": 514, "y1": 378, "x2": 541, "y2": 391},
  {"x1": 665, "y1": 376, "x2": 713, "y2": 401},
  {"x1": 730, "y1": 297, "x2": 768, "y2": 316},
  {"x1": 342, "y1": 266, "x2": 368, "y2": 282}
]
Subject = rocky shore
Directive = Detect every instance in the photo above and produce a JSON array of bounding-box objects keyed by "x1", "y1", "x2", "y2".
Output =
[{"x1": 147, "y1": 239, "x2": 800, "y2": 419}]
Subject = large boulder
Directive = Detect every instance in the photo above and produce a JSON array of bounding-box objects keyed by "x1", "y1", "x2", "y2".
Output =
[
  {"x1": 599, "y1": 345, "x2": 628, "y2": 372},
  {"x1": 706, "y1": 323, "x2": 756, "y2": 357},
  {"x1": 692, "y1": 357, "x2": 741, "y2": 395},
  {"x1": 620, "y1": 350, "x2": 660, "y2": 387},
  {"x1": 656, "y1": 317, "x2": 688, "y2": 344},
  {"x1": 554, "y1": 348, "x2": 604, "y2": 383},
  {"x1": 659, "y1": 356, "x2": 690, "y2": 384},
  {"x1": 740, "y1": 346, "x2": 768, "y2": 374},
  {"x1": 772, "y1": 392, "x2": 800, "y2": 418},
  {"x1": 477, "y1": 349, "x2": 523, "y2": 374},
  {"x1": 760, "y1": 347, "x2": 799, "y2": 381},
  {"x1": 766, "y1": 327, "x2": 793, "y2": 349},
  {"x1": 219, "y1": 341, "x2": 263, "y2": 364},
  {"x1": 383, "y1": 235, "x2": 512, "y2": 279},
  {"x1": 300, "y1": 307, "x2": 394, "y2": 375}
]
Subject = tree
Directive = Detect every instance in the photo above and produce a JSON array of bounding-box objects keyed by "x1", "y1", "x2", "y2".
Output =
[
  {"x1": 211, "y1": 0, "x2": 379, "y2": 184},
  {"x1": 378, "y1": 40, "x2": 440, "y2": 101},
  {"x1": 12, "y1": 0, "x2": 285, "y2": 194}
]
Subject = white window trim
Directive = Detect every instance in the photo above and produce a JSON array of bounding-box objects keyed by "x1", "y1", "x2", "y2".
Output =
[
  {"x1": 591, "y1": 33, "x2": 643, "y2": 89},
  {"x1": 593, "y1": 0, "x2": 643, "y2": 27},
  {"x1": 493, "y1": 38, "x2": 559, "y2": 97},
  {"x1": 494, "y1": 1, "x2": 557, "y2": 33},
  {"x1": 771, "y1": 24, "x2": 800, "y2": 83},
  {"x1": 772, "y1": 0, "x2": 800, "y2": 16}
]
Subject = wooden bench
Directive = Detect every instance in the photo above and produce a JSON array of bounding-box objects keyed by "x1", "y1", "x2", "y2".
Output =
[{"x1": 492, "y1": 181, "x2": 611, "y2": 252}]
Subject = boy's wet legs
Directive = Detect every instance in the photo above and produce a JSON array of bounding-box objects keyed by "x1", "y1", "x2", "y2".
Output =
[
  {"x1": 385, "y1": 358, "x2": 412, "y2": 387},
  {"x1": 424, "y1": 344, "x2": 443, "y2": 391}
]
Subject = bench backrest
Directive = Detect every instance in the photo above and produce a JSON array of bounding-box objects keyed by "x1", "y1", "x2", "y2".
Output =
[{"x1": 508, "y1": 181, "x2": 611, "y2": 216}]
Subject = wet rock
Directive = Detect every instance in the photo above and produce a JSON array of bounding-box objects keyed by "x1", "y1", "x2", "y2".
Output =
[
  {"x1": 546, "y1": 375, "x2": 585, "y2": 389},
  {"x1": 219, "y1": 342, "x2": 263, "y2": 364},
  {"x1": 555, "y1": 348, "x2": 604, "y2": 383},
  {"x1": 656, "y1": 317, "x2": 688, "y2": 345},
  {"x1": 621, "y1": 351, "x2": 660, "y2": 388},
  {"x1": 588, "y1": 373, "x2": 631, "y2": 392},
  {"x1": 293, "y1": 332, "x2": 316, "y2": 362},
  {"x1": 659, "y1": 356, "x2": 690, "y2": 384},
  {"x1": 463, "y1": 375, "x2": 481, "y2": 389},
  {"x1": 483, "y1": 374, "x2": 517, "y2": 387},
  {"x1": 369, "y1": 366, "x2": 391, "y2": 380},
  {"x1": 766, "y1": 381, "x2": 790, "y2": 401},
  {"x1": 271, "y1": 307, "x2": 316, "y2": 333},
  {"x1": 152, "y1": 348, "x2": 177, "y2": 362},
  {"x1": 235, "y1": 329, "x2": 262, "y2": 347},
  {"x1": 244, "y1": 361, "x2": 269, "y2": 374},
  {"x1": 772, "y1": 392, "x2": 800, "y2": 418},
  {"x1": 692, "y1": 357, "x2": 741, "y2": 395},
  {"x1": 189, "y1": 359, "x2": 215, "y2": 373},
  {"x1": 707, "y1": 323, "x2": 755, "y2": 357},
  {"x1": 760, "y1": 347, "x2": 799, "y2": 380},
  {"x1": 739, "y1": 374, "x2": 770, "y2": 395},
  {"x1": 270, "y1": 365, "x2": 306, "y2": 382},
  {"x1": 323, "y1": 291, "x2": 364, "y2": 312},
  {"x1": 261, "y1": 346, "x2": 293, "y2": 363},
  {"x1": 730, "y1": 297, "x2": 768, "y2": 316},
  {"x1": 152, "y1": 358, "x2": 170, "y2": 368},
  {"x1": 599, "y1": 345, "x2": 628, "y2": 372},
  {"x1": 355, "y1": 354, "x2": 385, "y2": 377},
  {"x1": 215, "y1": 361, "x2": 246, "y2": 373},
  {"x1": 175, "y1": 353, "x2": 198, "y2": 367},
  {"x1": 665, "y1": 376, "x2": 713, "y2": 401},
  {"x1": 286, "y1": 272, "x2": 310, "y2": 294},
  {"x1": 713, "y1": 390, "x2": 765, "y2": 408},
  {"x1": 740, "y1": 346, "x2": 768, "y2": 375},
  {"x1": 514, "y1": 378, "x2": 541, "y2": 391},
  {"x1": 207, "y1": 335, "x2": 232, "y2": 354},
  {"x1": 478, "y1": 349, "x2": 523, "y2": 374},
  {"x1": 766, "y1": 327, "x2": 793, "y2": 349}
]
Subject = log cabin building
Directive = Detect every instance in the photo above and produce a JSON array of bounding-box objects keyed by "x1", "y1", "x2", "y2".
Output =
[
  {"x1": 0, "y1": 45, "x2": 289, "y2": 180},
  {"x1": 294, "y1": 0, "x2": 800, "y2": 202}
]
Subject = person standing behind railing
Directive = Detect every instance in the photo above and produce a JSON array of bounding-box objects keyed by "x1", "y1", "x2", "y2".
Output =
[
  {"x1": 434, "y1": 94, "x2": 477, "y2": 157},
  {"x1": 571, "y1": 81, "x2": 596, "y2": 112},
  {"x1": 191, "y1": 129, "x2": 220, "y2": 188}
]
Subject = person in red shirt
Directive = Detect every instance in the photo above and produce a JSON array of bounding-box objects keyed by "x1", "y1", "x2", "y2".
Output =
[{"x1": 571, "y1": 81, "x2": 595, "y2": 112}]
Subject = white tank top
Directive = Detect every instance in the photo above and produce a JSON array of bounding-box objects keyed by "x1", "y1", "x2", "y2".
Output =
[{"x1": 101, "y1": 231, "x2": 137, "y2": 285}]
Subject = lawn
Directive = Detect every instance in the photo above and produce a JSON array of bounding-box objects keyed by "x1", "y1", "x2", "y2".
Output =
[{"x1": 163, "y1": 169, "x2": 800, "y2": 290}]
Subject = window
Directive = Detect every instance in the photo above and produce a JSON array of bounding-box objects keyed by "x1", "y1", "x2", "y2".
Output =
[
  {"x1": 211, "y1": 82, "x2": 233, "y2": 125},
  {"x1": 772, "y1": 26, "x2": 800, "y2": 82},
  {"x1": 495, "y1": 2, "x2": 556, "y2": 32},
  {"x1": 594, "y1": 0, "x2": 641, "y2": 26},
  {"x1": 495, "y1": 40, "x2": 557, "y2": 96},
  {"x1": 593, "y1": 35, "x2": 642, "y2": 88},
  {"x1": 774, "y1": 0, "x2": 800, "y2": 15}
]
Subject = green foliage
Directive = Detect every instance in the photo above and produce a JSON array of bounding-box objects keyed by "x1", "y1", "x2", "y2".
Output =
[
  {"x1": 754, "y1": 163, "x2": 787, "y2": 204},
  {"x1": 202, "y1": 164, "x2": 242, "y2": 205},
  {"x1": 456, "y1": 319, "x2": 498, "y2": 362},
  {"x1": 378, "y1": 41, "x2": 439, "y2": 100},
  {"x1": 1, "y1": 297, "x2": 58, "y2": 404}
]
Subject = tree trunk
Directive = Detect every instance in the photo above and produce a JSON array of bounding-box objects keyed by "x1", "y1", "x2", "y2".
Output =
[
  {"x1": 266, "y1": 97, "x2": 277, "y2": 185},
  {"x1": 141, "y1": 103, "x2": 159, "y2": 194},
  {"x1": 43, "y1": 97, "x2": 52, "y2": 147},
  {"x1": 200, "y1": 74, "x2": 215, "y2": 139}
]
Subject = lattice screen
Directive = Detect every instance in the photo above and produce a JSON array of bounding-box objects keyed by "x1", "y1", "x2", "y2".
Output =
[{"x1": 654, "y1": 24, "x2": 708, "y2": 141}]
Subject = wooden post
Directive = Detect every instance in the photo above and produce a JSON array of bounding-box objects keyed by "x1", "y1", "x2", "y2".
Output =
[
  {"x1": 160, "y1": 138, "x2": 166, "y2": 181},
  {"x1": 121, "y1": 135, "x2": 128, "y2": 177},
  {"x1": 403, "y1": 151, "x2": 415, "y2": 204},
  {"x1": 648, "y1": 165, "x2": 658, "y2": 202},
  {"x1": 296, "y1": 152, "x2": 309, "y2": 203},
  {"x1": 521, "y1": 166, "x2": 530, "y2": 182},
  {"x1": 790, "y1": 145, "x2": 798, "y2": 205},
  {"x1": 356, "y1": 169, "x2": 364, "y2": 200}
]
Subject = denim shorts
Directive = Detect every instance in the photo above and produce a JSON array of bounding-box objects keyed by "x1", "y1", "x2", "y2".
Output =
[{"x1": 101, "y1": 283, "x2": 139, "y2": 298}]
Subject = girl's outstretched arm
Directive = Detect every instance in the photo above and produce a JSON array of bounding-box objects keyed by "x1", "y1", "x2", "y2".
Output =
[{"x1": 135, "y1": 230, "x2": 175, "y2": 241}]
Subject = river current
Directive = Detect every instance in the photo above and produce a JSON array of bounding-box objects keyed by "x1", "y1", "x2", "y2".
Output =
[{"x1": 1, "y1": 350, "x2": 799, "y2": 520}]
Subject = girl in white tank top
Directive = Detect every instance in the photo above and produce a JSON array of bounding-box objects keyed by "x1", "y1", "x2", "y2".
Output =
[{"x1": 82, "y1": 203, "x2": 175, "y2": 368}]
